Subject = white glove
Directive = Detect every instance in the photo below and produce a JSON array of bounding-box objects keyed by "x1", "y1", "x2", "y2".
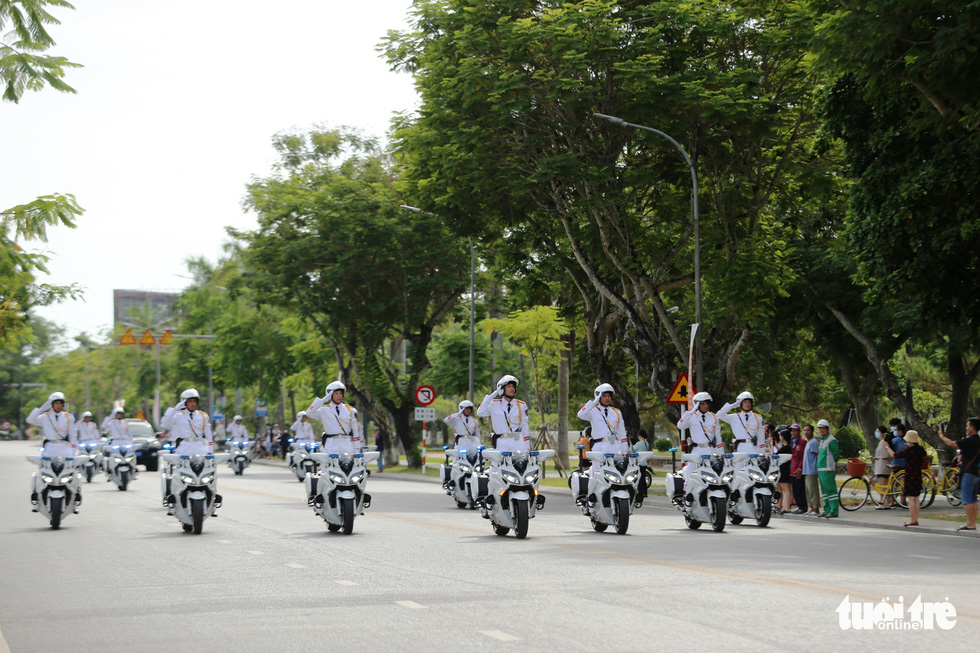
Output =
[
  {"x1": 493, "y1": 387, "x2": 502, "y2": 398},
  {"x1": 40, "y1": 400, "x2": 52, "y2": 413},
  {"x1": 175, "y1": 400, "x2": 186, "y2": 411}
]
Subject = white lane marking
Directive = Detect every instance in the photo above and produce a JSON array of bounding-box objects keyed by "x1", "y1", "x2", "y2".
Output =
[
  {"x1": 908, "y1": 554, "x2": 941, "y2": 560},
  {"x1": 218, "y1": 540, "x2": 232, "y2": 544},
  {"x1": 334, "y1": 580, "x2": 358, "y2": 586},
  {"x1": 812, "y1": 543, "x2": 834, "y2": 547},
  {"x1": 481, "y1": 630, "x2": 521, "y2": 642},
  {"x1": 0, "y1": 621, "x2": 10, "y2": 653},
  {"x1": 395, "y1": 600, "x2": 426, "y2": 609},
  {"x1": 247, "y1": 550, "x2": 265, "y2": 556},
  {"x1": 285, "y1": 563, "x2": 307, "y2": 569}
]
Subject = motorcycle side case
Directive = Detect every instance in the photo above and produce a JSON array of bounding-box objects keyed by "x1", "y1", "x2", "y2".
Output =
[
  {"x1": 569, "y1": 470, "x2": 589, "y2": 497},
  {"x1": 665, "y1": 473, "x2": 683, "y2": 496}
]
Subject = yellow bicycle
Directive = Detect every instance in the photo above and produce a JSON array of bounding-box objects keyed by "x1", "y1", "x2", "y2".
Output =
[{"x1": 837, "y1": 458, "x2": 934, "y2": 511}]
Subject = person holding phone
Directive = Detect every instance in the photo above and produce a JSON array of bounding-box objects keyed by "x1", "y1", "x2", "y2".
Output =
[{"x1": 939, "y1": 418, "x2": 980, "y2": 531}]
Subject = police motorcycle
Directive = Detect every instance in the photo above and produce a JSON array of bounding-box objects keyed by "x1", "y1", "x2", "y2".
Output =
[
  {"x1": 161, "y1": 452, "x2": 229, "y2": 534},
  {"x1": 665, "y1": 449, "x2": 730, "y2": 532},
  {"x1": 105, "y1": 441, "x2": 138, "y2": 491},
  {"x1": 78, "y1": 440, "x2": 102, "y2": 483},
  {"x1": 289, "y1": 439, "x2": 321, "y2": 481},
  {"x1": 27, "y1": 453, "x2": 89, "y2": 529},
  {"x1": 480, "y1": 449, "x2": 554, "y2": 539},
  {"x1": 305, "y1": 450, "x2": 379, "y2": 534},
  {"x1": 441, "y1": 446, "x2": 485, "y2": 509},
  {"x1": 227, "y1": 438, "x2": 253, "y2": 475},
  {"x1": 570, "y1": 449, "x2": 654, "y2": 534},
  {"x1": 724, "y1": 452, "x2": 787, "y2": 527}
]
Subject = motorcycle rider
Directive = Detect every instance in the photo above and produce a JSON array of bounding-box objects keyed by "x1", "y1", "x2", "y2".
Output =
[
  {"x1": 575, "y1": 383, "x2": 629, "y2": 507},
  {"x1": 77, "y1": 411, "x2": 99, "y2": 445},
  {"x1": 160, "y1": 389, "x2": 213, "y2": 514},
  {"x1": 26, "y1": 392, "x2": 80, "y2": 511},
  {"x1": 307, "y1": 381, "x2": 360, "y2": 455},
  {"x1": 289, "y1": 411, "x2": 316, "y2": 466},
  {"x1": 227, "y1": 415, "x2": 249, "y2": 445},
  {"x1": 477, "y1": 375, "x2": 530, "y2": 453},
  {"x1": 444, "y1": 400, "x2": 482, "y2": 452},
  {"x1": 675, "y1": 391, "x2": 723, "y2": 496},
  {"x1": 717, "y1": 391, "x2": 765, "y2": 469},
  {"x1": 101, "y1": 406, "x2": 137, "y2": 479}
]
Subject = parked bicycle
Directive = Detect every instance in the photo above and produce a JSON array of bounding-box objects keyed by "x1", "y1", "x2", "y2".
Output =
[{"x1": 837, "y1": 457, "x2": 934, "y2": 511}]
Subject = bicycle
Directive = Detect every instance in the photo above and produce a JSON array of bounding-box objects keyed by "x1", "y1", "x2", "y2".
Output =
[
  {"x1": 837, "y1": 458, "x2": 934, "y2": 511},
  {"x1": 924, "y1": 462, "x2": 961, "y2": 507}
]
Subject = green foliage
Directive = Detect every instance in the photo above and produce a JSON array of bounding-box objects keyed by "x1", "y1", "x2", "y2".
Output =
[
  {"x1": 653, "y1": 437, "x2": 672, "y2": 452},
  {"x1": 424, "y1": 323, "x2": 493, "y2": 398},
  {"x1": 0, "y1": 0, "x2": 81, "y2": 103},
  {"x1": 835, "y1": 425, "x2": 865, "y2": 460}
]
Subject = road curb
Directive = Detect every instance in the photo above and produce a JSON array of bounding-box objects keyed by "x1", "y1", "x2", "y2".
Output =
[{"x1": 777, "y1": 511, "x2": 979, "y2": 538}]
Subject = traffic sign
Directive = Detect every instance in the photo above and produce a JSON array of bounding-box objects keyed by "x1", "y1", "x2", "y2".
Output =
[
  {"x1": 139, "y1": 330, "x2": 156, "y2": 345},
  {"x1": 255, "y1": 400, "x2": 268, "y2": 418},
  {"x1": 415, "y1": 385, "x2": 436, "y2": 406},
  {"x1": 134, "y1": 410, "x2": 146, "y2": 421},
  {"x1": 414, "y1": 407, "x2": 435, "y2": 421},
  {"x1": 159, "y1": 330, "x2": 174, "y2": 345},
  {"x1": 119, "y1": 329, "x2": 136, "y2": 345},
  {"x1": 666, "y1": 372, "x2": 692, "y2": 404}
]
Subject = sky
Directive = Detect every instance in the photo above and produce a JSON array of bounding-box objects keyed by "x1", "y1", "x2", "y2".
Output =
[{"x1": 1, "y1": 0, "x2": 419, "y2": 345}]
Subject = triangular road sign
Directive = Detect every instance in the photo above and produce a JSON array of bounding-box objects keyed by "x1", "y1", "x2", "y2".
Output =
[
  {"x1": 666, "y1": 372, "x2": 693, "y2": 404},
  {"x1": 139, "y1": 330, "x2": 156, "y2": 345},
  {"x1": 159, "y1": 329, "x2": 174, "y2": 345},
  {"x1": 119, "y1": 329, "x2": 137, "y2": 345}
]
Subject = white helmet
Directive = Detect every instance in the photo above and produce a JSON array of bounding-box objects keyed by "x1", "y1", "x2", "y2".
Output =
[
  {"x1": 114, "y1": 407, "x2": 125, "y2": 415},
  {"x1": 297, "y1": 411, "x2": 306, "y2": 419},
  {"x1": 497, "y1": 375, "x2": 519, "y2": 390},
  {"x1": 233, "y1": 414, "x2": 243, "y2": 421},
  {"x1": 181, "y1": 388, "x2": 200, "y2": 400},
  {"x1": 81, "y1": 411, "x2": 92, "y2": 418},
  {"x1": 594, "y1": 383, "x2": 615, "y2": 400},
  {"x1": 817, "y1": 419, "x2": 831, "y2": 428},
  {"x1": 736, "y1": 391, "x2": 754, "y2": 403},
  {"x1": 326, "y1": 381, "x2": 346, "y2": 395},
  {"x1": 692, "y1": 391, "x2": 712, "y2": 403},
  {"x1": 48, "y1": 392, "x2": 66, "y2": 403},
  {"x1": 458, "y1": 400, "x2": 474, "y2": 410}
]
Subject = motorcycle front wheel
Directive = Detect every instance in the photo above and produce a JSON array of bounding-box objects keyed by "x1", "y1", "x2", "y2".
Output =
[
  {"x1": 119, "y1": 469, "x2": 129, "y2": 491},
  {"x1": 191, "y1": 498, "x2": 204, "y2": 534},
  {"x1": 615, "y1": 497, "x2": 630, "y2": 535},
  {"x1": 85, "y1": 466, "x2": 94, "y2": 483},
  {"x1": 710, "y1": 496, "x2": 726, "y2": 532},
  {"x1": 49, "y1": 496, "x2": 62, "y2": 530},
  {"x1": 341, "y1": 497, "x2": 355, "y2": 535},
  {"x1": 755, "y1": 495, "x2": 772, "y2": 527},
  {"x1": 513, "y1": 500, "x2": 529, "y2": 539}
]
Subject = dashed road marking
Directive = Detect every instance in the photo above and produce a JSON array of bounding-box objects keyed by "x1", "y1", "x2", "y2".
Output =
[
  {"x1": 247, "y1": 550, "x2": 265, "y2": 556},
  {"x1": 334, "y1": 580, "x2": 358, "y2": 586},
  {"x1": 217, "y1": 540, "x2": 232, "y2": 544},
  {"x1": 285, "y1": 563, "x2": 306, "y2": 569},
  {"x1": 909, "y1": 554, "x2": 941, "y2": 560},
  {"x1": 481, "y1": 630, "x2": 520, "y2": 642},
  {"x1": 395, "y1": 600, "x2": 425, "y2": 609}
]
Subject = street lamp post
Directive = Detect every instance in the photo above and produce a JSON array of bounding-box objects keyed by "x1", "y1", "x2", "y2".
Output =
[{"x1": 593, "y1": 113, "x2": 704, "y2": 392}]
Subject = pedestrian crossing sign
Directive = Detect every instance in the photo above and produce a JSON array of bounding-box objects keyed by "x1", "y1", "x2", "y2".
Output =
[
  {"x1": 666, "y1": 373, "x2": 692, "y2": 404},
  {"x1": 119, "y1": 329, "x2": 137, "y2": 345}
]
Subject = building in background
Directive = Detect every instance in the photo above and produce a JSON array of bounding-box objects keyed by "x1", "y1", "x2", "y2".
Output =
[{"x1": 113, "y1": 289, "x2": 179, "y2": 327}]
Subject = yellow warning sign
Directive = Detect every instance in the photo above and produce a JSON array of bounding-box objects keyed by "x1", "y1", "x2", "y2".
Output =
[
  {"x1": 134, "y1": 410, "x2": 145, "y2": 421},
  {"x1": 666, "y1": 372, "x2": 692, "y2": 405},
  {"x1": 159, "y1": 329, "x2": 174, "y2": 345},
  {"x1": 119, "y1": 329, "x2": 137, "y2": 345},
  {"x1": 139, "y1": 330, "x2": 156, "y2": 345}
]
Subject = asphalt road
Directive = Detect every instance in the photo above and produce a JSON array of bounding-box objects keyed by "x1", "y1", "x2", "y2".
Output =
[{"x1": 0, "y1": 441, "x2": 976, "y2": 652}]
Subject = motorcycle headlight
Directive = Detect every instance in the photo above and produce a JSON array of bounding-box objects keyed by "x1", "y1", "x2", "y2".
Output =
[
  {"x1": 200, "y1": 474, "x2": 214, "y2": 484},
  {"x1": 603, "y1": 471, "x2": 623, "y2": 483},
  {"x1": 722, "y1": 472, "x2": 734, "y2": 484},
  {"x1": 179, "y1": 474, "x2": 195, "y2": 484},
  {"x1": 748, "y1": 469, "x2": 766, "y2": 482},
  {"x1": 328, "y1": 472, "x2": 345, "y2": 484},
  {"x1": 700, "y1": 470, "x2": 721, "y2": 484},
  {"x1": 501, "y1": 470, "x2": 520, "y2": 484},
  {"x1": 349, "y1": 472, "x2": 364, "y2": 484},
  {"x1": 113, "y1": 456, "x2": 123, "y2": 462},
  {"x1": 524, "y1": 472, "x2": 539, "y2": 484},
  {"x1": 459, "y1": 463, "x2": 473, "y2": 473},
  {"x1": 768, "y1": 472, "x2": 779, "y2": 483},
  {"x1": 41, "y1": 474, "x2": 54, "y2": 483},
  {"x1": 60, "y1": 474, "x2": 74, "y2": 483},
  {"x1": 625, "y1": 472, "x2": 639, "y2": 483}
]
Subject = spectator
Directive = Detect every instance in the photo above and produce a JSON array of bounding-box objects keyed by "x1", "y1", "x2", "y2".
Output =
[
  {"x1": 890, "y1": 423, "x2": 909, "y2": 470},
  {"x1": 277, "y1": 424, "x2": 289, "y2": 460},
  {"x1": 775, "y1": 429, "x2": 794, "y2": 514},
  {"x1": 790, "y1": 424, "x2": 808, "y2": 514},
  {"x1": 577, "y1": 427, "x2": 592, "y2": 471},
  {"x1": 375, "y1": 430, "x2": 384, "y2": 473},
  {"x1": 263, "y1": 425, "x2": 274, "y2": 458},
  {"x1": 872, "y1": 425, "x2": 897, "y2": 509},
  {"x1": 802, "y1": 424, "x2": 821, "y2": 516},
  {"x1": 887, "y1": 429, "x2": 927, "y2": 527},
  {"x1": 939, "y1": 418, "x2": 980, "y2": 531},
  {"x1": 632, "y1": 429, "x2": 651, "y2": 499}
]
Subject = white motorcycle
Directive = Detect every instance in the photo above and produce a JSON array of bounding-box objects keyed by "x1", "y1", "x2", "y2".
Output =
[
  {"x1": 480, "y1": 449, "x2": 554, "y2": 539},
  {"x1": 161, "y1": 453, "x2": 229, "y2": 534},
  {"x1": 441, "y1": 446, "x2": 485, "y2": 509},
  {"x1": 227, "y1": 439, "x2": 253, "y2": 475},
  {"x1": 105, "y1": 441, "x2": 138, "y2": 491},
  {"x1": 570, "y1": 451, "x2": 653, "y2": 534},
  {"x1": 28, "y1": 453, "x2": 88, "y2": 529},
  {"x1": 305, "y1": 451, "x2": 379, "y2": 534},
  {"x1": 77, "y1": 441, "x2": 102, "y2": 483},
  {"x1": 665, "y1": 449, "x2": 730, "y2": 532},
  {"x1": 724, "y1": 452, "x2": 787, "y2": 527},
  {"x1": 289, "y1": 441, "x2": 321, "y2": 481}
]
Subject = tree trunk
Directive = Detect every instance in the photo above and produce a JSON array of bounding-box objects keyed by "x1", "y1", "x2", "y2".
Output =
[
  {"x1": 833, "y1": 348, "x2": 879, "y2": 451},
  {"x1": 557, "y1": 336, "x2": 569, "y2": 471},
  {"x1": 390, "y1": 404, "x2": 420, "y2": 467}
]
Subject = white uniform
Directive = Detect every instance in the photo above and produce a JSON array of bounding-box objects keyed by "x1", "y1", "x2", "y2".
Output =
[
  {"x1": 717, "y1": 403, "x2": 765, "y2": 462},
  {"x1": 443, "y1": 410, "x2": 482, "y2": 452},
  {"x1": 164, "y1": 404, "x2": 213, "y2": 456},
  {"x1": 291, "y1": 418, "x2": 315, "y2": 444},
  {"x1": 576, "y1": 399, "x2": 628, "y2": 457},
  {"x1": 676, "y1": 408, "x2": 723, "y2": 482},
  {"x1": 227, "y1": 421, "x2": 249, "y2": 442},
  {"x1": 306, "y1": 396, "x2": 360, "y2": 454},
  {"x1": 26, "y1": 407, "x2": 77, "y2": 457},
  {"x1": 101, "y1": 416, "x2": 133, "y2": 442},
  {"x1": 476, "y1": 391, "x2": 530, "y2": 453},
  {"x1": 76, "y1": 420, "x2": 100, "y2": 443}
]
